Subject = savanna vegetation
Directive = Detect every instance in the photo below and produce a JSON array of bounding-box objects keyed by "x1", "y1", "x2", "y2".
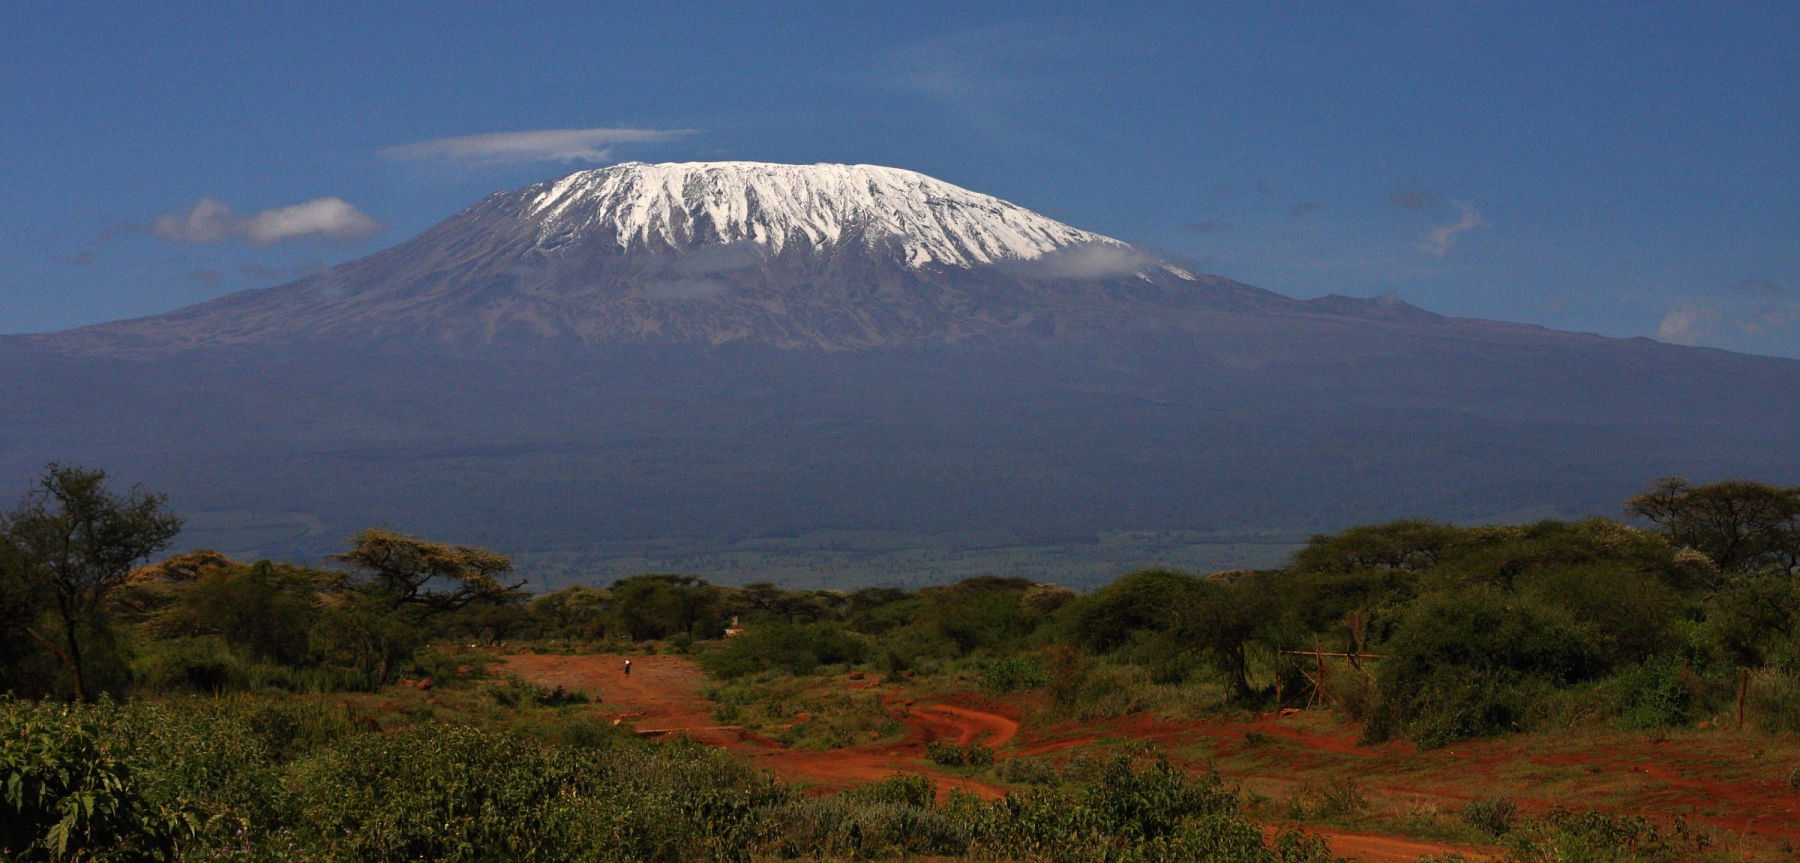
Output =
[{"x1": 6, "y1": 462, "x2": 1800, "y2": 861}]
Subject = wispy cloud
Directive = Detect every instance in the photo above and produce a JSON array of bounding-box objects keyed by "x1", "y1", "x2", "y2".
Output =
[
  {"x1": 1656, "y1": 304, "x2": 1721, "y2": 344},
  {"x1": 995, "y1": 241, "x2": 1163, "y2": 280},
  {"x1": 1388, "y1": 183, "x2": 1438, "y2": 211},
  {"x1": 1656, "y1": 278, "x2": 1800, "y2": 351},
  {"x1": 150, "y1": 197, "x2": 384, "y2": 245},
  {"x1": 380, "y1": 128, "x2": 695, "y2": 165},
  {"x1": 1419, "y1": 200, "x2": 1487, "y2": 257}
]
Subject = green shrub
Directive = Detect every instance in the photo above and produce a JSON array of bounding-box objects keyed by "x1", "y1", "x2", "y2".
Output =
[
  {"x1": 1746, "y1": 668, "x2": 1800, "y2": 733},
  {"x1": 1615, "y1": 656, "x2": 1694, "y2": 729},
  {"x1": 768, "y1": 795, "x2": 969, "y2": 859},
  {"x1": 0, "y1": 698, "x2": 196, "y2": 862},
  {"x1": 1504, "y1": 807, "x2": 1708, "y2": 863},
  {"x1": 843, "y1": 773, "x2": 937, "y2": 807},
  {"x1": 1461, "y1": 796, "x2": 1517, "y2": 838},
  {"x1": 926, "y1": 739, "x2": 967, "y2": 766},
  {"x1": 993, "y1": 755, "x2": 1060, "y2": 785},
  {"x1": 1286, "y1": 778, "x2": 1367, "y2": 822},
  {"x1": 983, "y1": 655, "x2": 1048, "y2": 693},
  {"x1": 701, "y1": 622, "x2": 868, "y2": 680},
  {"x1": 1368, "y1": 587, "x2": 1602, "y2": 745}
]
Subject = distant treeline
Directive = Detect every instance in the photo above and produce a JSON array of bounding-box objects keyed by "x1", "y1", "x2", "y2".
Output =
[{"x1": 5, "y1": 465, "x2": 1800, "y2": 747}]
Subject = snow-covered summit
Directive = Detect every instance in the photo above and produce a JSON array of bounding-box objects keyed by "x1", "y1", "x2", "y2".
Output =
[{"x1": 519, "y1": 161, "x2": 1125, "y2": 269}]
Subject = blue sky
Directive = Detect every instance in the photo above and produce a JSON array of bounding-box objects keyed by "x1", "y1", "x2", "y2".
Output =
[{"x1": 4, "y1": 2, "x2": 1797, "y2": 356}]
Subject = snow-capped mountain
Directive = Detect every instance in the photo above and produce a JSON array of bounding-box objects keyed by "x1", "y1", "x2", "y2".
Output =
[
  {"x1": 6, "y1": 161, "x2": 1799, "y2": 577},
  {"x1": 523, "y1": 161, "x2": 1134, "y2": 269},
  {"x1": 45, "y1": 162, "x2": 1252, "y2": 354}
]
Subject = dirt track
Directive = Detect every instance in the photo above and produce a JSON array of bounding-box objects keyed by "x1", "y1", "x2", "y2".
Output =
[
  {"x1": 492, "y1": 652, "x2": 1508, "y2": 861},
  {"x1": 494, "y1": 652, "x2": 1015, "y2": 798}
]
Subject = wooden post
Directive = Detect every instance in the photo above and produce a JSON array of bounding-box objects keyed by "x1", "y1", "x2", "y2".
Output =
[{"x1": 1737, "y1": 668, "x2": 1749, "y2": 730}]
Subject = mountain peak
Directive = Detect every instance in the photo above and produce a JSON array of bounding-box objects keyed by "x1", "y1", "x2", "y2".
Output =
[
  {"x1": 36, "y1": 161, "x2": 1272, "y2": 355},
  {"x1": 515, "y1": 161, "x2": 1123, "y2": 269}
]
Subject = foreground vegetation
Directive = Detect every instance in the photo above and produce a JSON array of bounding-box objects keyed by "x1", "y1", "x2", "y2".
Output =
[
  {"x1": 4, "y1": 693, "x2": 1365, "y2": 863},
  {"x1": 5, "y1": 464, "x2": 1800, "y2": 860}
]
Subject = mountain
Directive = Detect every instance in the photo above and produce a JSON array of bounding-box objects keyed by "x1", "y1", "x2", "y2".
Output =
[
  {"x1": 5, "y1": 161, "x2": 1799, "y2": 586},
  {"x1": 39, "y1": 161, "x2": 1277, "y2": 354}
]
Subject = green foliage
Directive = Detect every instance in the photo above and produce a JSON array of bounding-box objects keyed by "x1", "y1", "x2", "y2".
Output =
[
  {"x1": 700, "y1": 621, "x2": 868, "y2": 680},
  {"x1": 1285, "y1": 778, "x2": 1367, "y2": 822},
  {"x1": 1066, "y1": 569, "x2": 1207, "y2": 653},
  {"x1": 1, "y1": 464, "x2": 182, "y2": 701},
  {"x1": 983, "y1": 655, "x2": 1048, "y2": 692},
  {"x1": 1627, "y1": 476, "x2": 1800, "y2": 577},
  {"x1": 332, "y1": 528, "x2": 522, "y2": 613},
  {"x1": 923, "y1": 576, "x2": 1042, "y2": 655},
  {"x1": 1504, "y1": 807, "x2": 1710, "y2": 863},
  {"x1": 1460, "y1": 796, "x2": 1517, "y2": 838},
  {"x1": 842, "y1": 772, "x2": 937, "y2": 807},
  {"x1": 611, "y1": 574, "x2": 725, "y2": 641},
  {"x1": 925, "y1": 739, "x2": 994, "y2": 768},
  {"x1": 1367, "y1": 587, "x2": 1603, "y2": 745},
  {"x1": 1613, "y1": 655, "x2": 1695, "y2": 729},
  {"x1": 1292, "y1": 520, "x2": 1470, "y2": 574},
  {"x1": 0, "y1": 698, "x2": 195, "y2": 862}
]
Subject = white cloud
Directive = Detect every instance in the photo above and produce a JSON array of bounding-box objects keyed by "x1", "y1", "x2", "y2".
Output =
[
  {"x1": 1419, "y1": 200, "x2": 1488, "y2": 258},
  {"x1": 996, "y1": 242, "x2": 1163, "y2": 280},
  {"x1": 240, "y1": 198, "x2": 384, "y2": 244},
  {"x1": 1656, "y1": 305, "x2": 1720, "y2": 344},
  {"x1": 149, "y1": 197, "x2": 384, "y2": 246},
  {"x1": 151, "y1": 197, "x2": 236, "y2": 244},
  {"x1": 380, "y1": 128, "x2": 695, "y2": 165}
]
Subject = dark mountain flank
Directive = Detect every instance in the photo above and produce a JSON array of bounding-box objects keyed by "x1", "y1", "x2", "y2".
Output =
[{"x1": 5, "y1": 162, "x2": 1796, "y2": 582}]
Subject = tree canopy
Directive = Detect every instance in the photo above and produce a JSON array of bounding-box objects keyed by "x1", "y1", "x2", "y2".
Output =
[{"x1": 0, "y1": 464, "x2": 182, "y2": 700}]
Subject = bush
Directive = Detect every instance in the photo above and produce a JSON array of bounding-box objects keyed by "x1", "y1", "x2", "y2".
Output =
[
  {"x1": 768, "y1": 795, "x2": 969, "y2": 859},
  {"x1": 983, "y1": 655, "x2": 1048, "y2": 693},
  {"x1": 1367, "y1": 587, "x2": 1602, "y2": 745},
  {"x1": 843, "y1": 773, "x2": 937, "y2": 807},
  {"x1": 1746, "y1": 668, "x2": 1800, "y2": 733},
  {"x1": 993, "y1": 755, "x2": 1060, "y2": 786},
  {"x1": 1504, "y1": 807, "x2": 1708, "y2": 863},
  {"x1": 1615, "y1": 656, "x2": 1695, "y2": 730},
  {"x1": 0, "y1": 698, "x2": 196, "y2": 862},
  {"x1": 926, "y1": 739, "x2": 967, "y2": 766},
  {"x1": 1461, "y1": 796, "x2": 1517, "y2": 838},
  {"x1": 701, "y1": 622, "x2": 868, "y2": 680},
  {"x1": 1286, "y1": 778, "x2": 1367, "y2": 822}
]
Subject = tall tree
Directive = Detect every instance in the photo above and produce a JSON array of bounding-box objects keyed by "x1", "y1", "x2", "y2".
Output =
[
  {"x1": 1626, "y1": 477, "x2": 1800, "y2": 577},
  {"x1": 0, "y1": 464, "x2": 182, "y2": 700},
  {"x1": 331, "y1": 528, "x2": 522, "y2": 613}
]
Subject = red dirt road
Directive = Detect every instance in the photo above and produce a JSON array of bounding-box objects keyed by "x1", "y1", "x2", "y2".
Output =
[
  {"x1": 494, "y1": 652, "x2": 1015, "y2": 798},
  {"x1": 492, "y1": 653, "x2": 1507, "y2": 861}
]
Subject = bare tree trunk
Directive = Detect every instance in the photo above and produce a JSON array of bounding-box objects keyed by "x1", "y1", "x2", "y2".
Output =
[
  {"x1": 23, "y1": 624, "x2": 84, "y2": 702},
  {"x1": 60, "y1": 612, "x2": 89, "y2": 702}
]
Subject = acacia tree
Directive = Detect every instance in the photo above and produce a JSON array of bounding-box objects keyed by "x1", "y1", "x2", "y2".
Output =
[
  {"x1": 322, "y1": 529, "x2": 523, "y2": 686},
  {"x1": 0, "y1": 464, "x2": 182, "y2": 701},
  {"x1": 1626, "y1": 477, "x2": 1800, "y2": 577},
  {"x1": 331, "y1": 528, "x2": 522, "y2": 613}
]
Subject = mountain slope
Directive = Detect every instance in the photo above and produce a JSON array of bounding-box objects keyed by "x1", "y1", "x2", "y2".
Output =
[
  {"x1": 5, "y1": 161, "x2": 1798, "y2": 582},
  {"x1": 39, "y1": 162, "x2": 1270, "y2": 355}
]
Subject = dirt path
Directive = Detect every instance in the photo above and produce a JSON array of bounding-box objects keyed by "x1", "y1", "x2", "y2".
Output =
[
  {"x1": 492, "y1": 652, "x2": 1015, "y2": 798},
  {"x1": 1310, "y1": 829, "x2": 1499, "y2": 863},
  {"x1": 490, "y1": 654, "x2": 1509, "y2": 861}
]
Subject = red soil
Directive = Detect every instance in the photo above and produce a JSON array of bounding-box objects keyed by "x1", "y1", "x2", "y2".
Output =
[
  {"x1": 495, "y1": 652, "x2": 1800, "y2": 860},
  {"x1": 493, "y1": 652, "x2": 1015, "y2": 799}
]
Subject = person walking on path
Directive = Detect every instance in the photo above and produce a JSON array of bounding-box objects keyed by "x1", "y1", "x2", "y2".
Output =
[{"x1": 624, "y1": 659, "x2": 632, "y2": 677}]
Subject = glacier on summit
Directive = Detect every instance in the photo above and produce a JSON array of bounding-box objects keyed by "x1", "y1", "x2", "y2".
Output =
[{"x1": 519, "y1": 161, "x2": 1145, "y2": 271}]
